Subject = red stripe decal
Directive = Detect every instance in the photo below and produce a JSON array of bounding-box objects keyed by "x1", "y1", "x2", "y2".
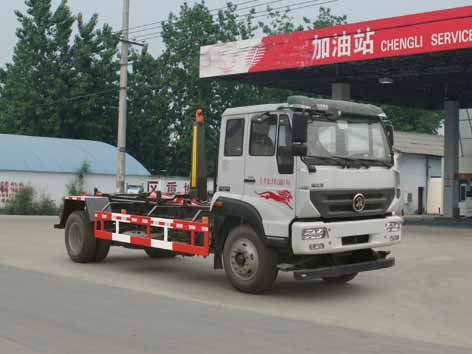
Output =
[
  {"x1": 173, "y1": 243, "x2": 209, "y2": 257},
  {"x1": 95, "y1": 230, "x2": 113, "y2": 240},
  {"x1": 131, "y1": 236, "x2": 151, "y2": 247}
]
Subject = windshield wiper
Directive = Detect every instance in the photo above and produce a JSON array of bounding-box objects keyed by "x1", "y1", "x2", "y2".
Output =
[
  {"x1": 343, "y1": 157, "x2": 393, "y2": 168},
  {"x1": 306, "y1": 156, "x2": 351, "y2": 168},
  {"x1": 332, "y1": 156, "x2": 372, "y2": 169}
]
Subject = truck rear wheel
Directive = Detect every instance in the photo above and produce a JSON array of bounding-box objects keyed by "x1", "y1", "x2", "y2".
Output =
[
  {"x1": 144, "y1": 248, "x2": 175, "y2": 258},
  {"x1": 65, "y1": 211, "x2": 96, "y2": 263},
  {"x1": 94, "y1": 239, "x2": 111, "y2": 262},
  {"x1": 223, "y1": 225, "x2": 278, "y2": 294},
  {"x1": 322, "y1": 273, "x2": 358, "y2": 284}
]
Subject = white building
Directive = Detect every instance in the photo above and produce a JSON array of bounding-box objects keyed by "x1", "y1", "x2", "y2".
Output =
[
  {"x1": 0, "y1": 134, "x2": 151, "y2": 207},
  {"x1": 394, "y1": 132, "x2": 444, "y2": 215},
  {"x1": 456, "y1": 109, "x2": 472, "y2": 217},
  {"x1": 397, "y1": 109, "x2": 472, "y2": 217}
]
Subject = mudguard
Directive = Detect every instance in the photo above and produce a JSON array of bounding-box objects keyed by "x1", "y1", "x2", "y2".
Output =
[
  {"x1": 211, "y1": 197, "x2": 290, "y2": 269},
  {"x1": 54, "y1": 196, "x2": 110, "y2": 229}
]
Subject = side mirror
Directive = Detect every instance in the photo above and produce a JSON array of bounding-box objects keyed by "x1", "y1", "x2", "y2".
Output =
[
  {"x1": 291, "y1": 144, "x2": 307, "y2": 156},
  {"x1": 385, "y1": 122, "x2": 394, "y2": 148},
  {"x1": 292, "y1": 113, "x2": 308, "y2": 156}
]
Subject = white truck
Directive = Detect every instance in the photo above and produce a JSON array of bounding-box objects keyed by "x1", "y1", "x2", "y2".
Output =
[{"x1": 55, "y1": 96, "x2": 402, "y2": 294}]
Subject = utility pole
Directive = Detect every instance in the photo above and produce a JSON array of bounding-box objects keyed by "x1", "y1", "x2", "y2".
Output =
[{"x1": 116, "y1": 0, "x2": 130, "y2": 193}]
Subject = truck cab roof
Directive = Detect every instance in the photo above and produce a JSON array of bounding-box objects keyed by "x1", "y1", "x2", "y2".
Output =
[
  {"x1": 223, "y1": 103, "x2": 286, "y2": 117},
  {"x1": 222, "y1": 96, "x2": 385, "y2": 118}
]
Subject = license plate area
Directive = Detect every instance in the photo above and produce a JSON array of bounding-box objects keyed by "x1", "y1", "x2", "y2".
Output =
[{"x1": 342, "y1": 235, "x2": 370, "y2": 246}]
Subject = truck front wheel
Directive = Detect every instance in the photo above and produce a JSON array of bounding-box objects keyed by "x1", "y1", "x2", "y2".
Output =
[
  {"x1": 65, "y1": 211, "x2": 97, "y2": 263},
  {"x1": 223, "y1": 225, "x2": 278, "y2": 294}
]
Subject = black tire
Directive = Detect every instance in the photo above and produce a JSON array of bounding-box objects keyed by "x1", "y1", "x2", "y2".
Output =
[
  {"x1": 322, "y1": 273, "x2": 358, "y2": 284},
  {"x1": 94, "y1": 239, "x2": 111, "y2": 262},
  {"x1": 65, "y1": 211, "x2": 96, "y2": 263},
  {"x1": 223, "y1": 225, "x2": 278, "y2": 294},
  {"x1": 144, "y1": 248, "x2": 176, "y2": 258}
]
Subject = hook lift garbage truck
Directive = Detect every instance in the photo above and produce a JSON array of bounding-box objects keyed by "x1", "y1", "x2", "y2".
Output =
[{"x1": 55, "y1": 96, "x2": 402, "y2": 294}]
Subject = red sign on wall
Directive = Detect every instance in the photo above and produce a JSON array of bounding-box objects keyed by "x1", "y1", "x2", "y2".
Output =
[{"x1": 200, "y1": 6, "x2": 472, "y2": 78}]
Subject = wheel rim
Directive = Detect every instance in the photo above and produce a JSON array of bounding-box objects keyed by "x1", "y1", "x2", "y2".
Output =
[
  {"x1": 68, "y1": 223, "x2": 83, "y2": 255},
  {"x1": 229, "y1": 238, "x2": 259, "y2": 281}
]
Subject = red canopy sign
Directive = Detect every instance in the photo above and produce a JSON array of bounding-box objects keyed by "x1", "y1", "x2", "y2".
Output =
[{"x1": 200, "y1": 6, "x2": 472, "y2": 78}]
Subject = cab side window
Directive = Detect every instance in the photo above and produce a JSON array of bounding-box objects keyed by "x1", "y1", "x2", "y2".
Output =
[
  {"x1": 224, "y1": 119, "x2": 244, "y2": 156},
  {"x1": 250, "y1": 115, "x2": 277, "y2": 156}
]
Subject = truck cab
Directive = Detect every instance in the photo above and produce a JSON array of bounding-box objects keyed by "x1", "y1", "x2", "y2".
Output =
[{"x1": 211, "y1": 96, "x2": 402, "y2": 291}]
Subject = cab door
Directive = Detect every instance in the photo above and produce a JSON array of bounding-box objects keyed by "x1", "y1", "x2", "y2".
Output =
[
  {"x1": 243, "y1": 113, "x2": 296, "y2": 237},
  {"x1": 216, "y1": 117, "x2": 246, "y2": 199}
]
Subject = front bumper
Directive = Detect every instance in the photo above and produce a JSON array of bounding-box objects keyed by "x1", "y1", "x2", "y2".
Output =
[
  {"x1": 291, "y1": 215, "x2": 402, "y2": 255},
  {"x1": 293, "y1": 256, "x2": 395, "y2": 281}
]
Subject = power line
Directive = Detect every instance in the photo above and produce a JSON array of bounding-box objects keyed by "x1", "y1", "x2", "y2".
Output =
[
  {"x1": 5, "y1": 88, "x2": 117, "y2": 113},
  {"x1": 128, "y1": 0, "x2": 318, "y2": 40},
  {"x1": 127, "y1": 0, "x2": 287, "y2": 36},
  {"x1": 135, "y1": 0, "x2": 331, "y2": 40},
  {"x1": 119, "y1": 0, "x2": 269, "y2": 35},
  {"x1": 136, "y1": 0, "x2": 336, "y2": 42},
  {"x1": 252, "y1": 0, "x2": 337, "y2": 19}
]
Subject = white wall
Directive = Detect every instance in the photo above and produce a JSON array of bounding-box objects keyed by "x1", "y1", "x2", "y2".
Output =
[
  {"x1": 0, "y1": 171, "x2": 217, "y2": 208},
  {"x1": 145, "y1": 176, "x2": 214, "y2": 194},
  {"x1": 397, "y1": 153, "x2": 442, "y2": 215},
  {"x1": 0, "y1": 171, "x2": 148, "y2": 207}
]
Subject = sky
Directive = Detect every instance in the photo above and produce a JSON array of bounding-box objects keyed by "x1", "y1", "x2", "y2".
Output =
[{"x1": 1, "y1": 0, "x2": 471, "y2": 66}]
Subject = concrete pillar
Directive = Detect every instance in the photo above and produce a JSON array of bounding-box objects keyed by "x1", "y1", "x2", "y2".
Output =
[
  {"x1": 332, "y1": 83, "x2": 351, "y2": 100},
  {"x1": 443, "y1": 100, "x2": 460, "y2": 218}
]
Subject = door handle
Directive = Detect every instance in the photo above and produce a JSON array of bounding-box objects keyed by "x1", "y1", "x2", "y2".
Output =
[{"x1": 244, "y1": 178, "x2": 256, "y2": 183}]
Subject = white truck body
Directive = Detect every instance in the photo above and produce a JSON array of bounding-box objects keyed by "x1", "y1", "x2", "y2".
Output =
[{"x1": 58, "y1": 96, "x2": 402, "y2": 294}]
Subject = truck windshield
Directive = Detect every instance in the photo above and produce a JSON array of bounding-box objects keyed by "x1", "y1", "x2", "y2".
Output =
[{"x1": 306, "y1": 115, "x2": 393, "y2": 167}]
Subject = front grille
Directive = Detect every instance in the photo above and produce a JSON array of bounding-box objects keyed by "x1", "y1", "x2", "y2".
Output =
[
  {"x1": 342, "y1": 235, "x2": 370, "y2": 246},
  {"x1": 310, "y1": 189, "x2": 395, "y2": 219}
]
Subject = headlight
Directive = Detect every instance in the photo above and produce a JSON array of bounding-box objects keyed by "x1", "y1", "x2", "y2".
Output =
[
  {"x1": 302, "y1": 227, "x2": 328, "y2": 240},
  {"x1": 386, "y1": 221, "x2": 401, "y2": 233}
]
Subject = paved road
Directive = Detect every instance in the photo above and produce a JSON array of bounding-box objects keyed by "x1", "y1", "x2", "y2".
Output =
[{"x1": 0, "y1": 216, "x2": 471, "y2": 353}]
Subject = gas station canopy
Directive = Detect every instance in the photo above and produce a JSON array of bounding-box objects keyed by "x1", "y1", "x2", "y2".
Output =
[{"x1": 200, "y1": 6, "x2": 472, "y2": 109}]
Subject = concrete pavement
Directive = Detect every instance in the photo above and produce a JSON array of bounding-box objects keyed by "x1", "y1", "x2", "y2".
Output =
[{"x1": 0, "y1": 216, "x2": 471, "y2": 353}]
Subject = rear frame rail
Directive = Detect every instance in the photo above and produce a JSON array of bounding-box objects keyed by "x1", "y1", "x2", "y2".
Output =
[{"x1": 94, "y1": 211, "x2": 210, "y2": 256}]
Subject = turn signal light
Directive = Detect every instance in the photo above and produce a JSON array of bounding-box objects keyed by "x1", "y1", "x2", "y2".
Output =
[
  {"x1": 309, "y1": 243, "x2": 325, "y2": 250},
  {"x1": 214, "y1": 201, "x2": 224, "y2": 208}
]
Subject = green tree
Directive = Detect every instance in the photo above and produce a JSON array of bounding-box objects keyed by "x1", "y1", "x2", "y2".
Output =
[
  {"x1": 157, "y1": 2, "x2": 295, "y2": 175},
  {"x1": 305, "y1": 7, "x2": 347, "y2": 29},
  {"x1": 65, "y1": 14, "x2": 119, "y2": 142},
  {"x1": 3, "y1": 0, "x2": 441, "y2": 180},
  {"x1": 1, "y1": 185, "x2": 58, "y2": 216},
  {"x1": 0, "y1": 0, "x2": 119, "y2": 143},
  {"x1": 127, "y1": 52, "x2": 173, "y2": 174},
  {"x1": 65, "y1": 161, "x2": 91, "y2": 195},
  {"x1": 259, "y1": 6, "x2": 347, "y2": 35},
  {"x1": 382, "y1": 106, "x2": 443, "y2": 134},
  {"x1": 0, "y1": 0, "x2": 75, "y2": 135}
]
